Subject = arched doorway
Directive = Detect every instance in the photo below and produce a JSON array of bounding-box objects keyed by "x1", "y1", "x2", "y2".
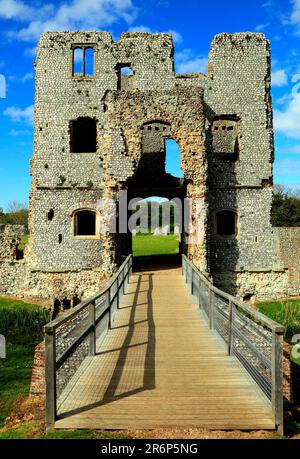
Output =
[
  {"x1": 115, "y1": 120, "x2": 186, "y2": 268},
  {"x1": 130, "y1": 196, "x2": 182, "y2": 260}
]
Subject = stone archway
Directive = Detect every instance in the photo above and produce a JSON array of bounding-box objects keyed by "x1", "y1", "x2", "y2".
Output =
[{"x1": 102, "y1": 87, "x2": 208, "y2": 271}]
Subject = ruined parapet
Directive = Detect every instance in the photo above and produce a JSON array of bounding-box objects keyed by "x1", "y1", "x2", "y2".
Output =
[
  {"x1": 0, "y1": 224, "x2": 29, "y2": 295},
  {"x1": 274, "y1": 227, "x2": 300, "y2": 295},
  {"x1": 0, "y1": 224, "x2": 26, "y2": 262},
  {"x1": 203, "y1": 33, "x2": 286, "y2": 296}
]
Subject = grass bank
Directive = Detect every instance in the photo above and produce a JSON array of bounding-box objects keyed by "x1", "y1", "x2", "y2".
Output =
[
  {"x1": 257, "y1": 298, "x2": 300, "y2": 339},
  {"x1": 132, "y1": 234, "x2": 179, "y2": 257},
  {"x1": 0, "y1": 297, "x2": 50, "y2": 428},
  {"x1": 258, "y1": 298, "x2": 300, "y2": 407}
]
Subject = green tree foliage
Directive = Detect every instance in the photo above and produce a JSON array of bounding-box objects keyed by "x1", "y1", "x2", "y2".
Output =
[
  {"x1": 0, "y1": 201, "x2": 28, "y2": 228},
  {"x1": 271, "y1": 185, "x2": 300, "y2": 227},
  {"x1": 132, "y1": 200, "x2": 177, "y2": 232}
]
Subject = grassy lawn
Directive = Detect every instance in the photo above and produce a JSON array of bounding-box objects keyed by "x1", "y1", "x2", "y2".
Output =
[
  {"x1": 0, "y1": 342, "x2": 36, "y2": 427},
  {"x1": 0, "y1": 424, "x2": 129, "y2": 439},
  {"x1": 0, "y1": 296, "x2": 50, "y2": 344},
  {"x1": 132, "y1": 234, "x2": 179, "y2": 257},
  {"x1": 258, "y1": 298, "x2": 300, "y2": 408},
  {"x1": 257, "y1": 298, "x2": 300, "y2": 339},
  {"x1": 0, "y1": 297, "x2": 50, "y2": 430}
]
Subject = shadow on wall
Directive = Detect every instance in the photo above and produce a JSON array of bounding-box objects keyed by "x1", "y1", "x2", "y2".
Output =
[{"x1": 205, "y1": 107, "x2": 240, "y2": 295}]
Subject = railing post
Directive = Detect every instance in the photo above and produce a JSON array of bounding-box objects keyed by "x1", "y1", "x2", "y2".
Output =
[
  {"x1": 127, "y1": 260, "x2": 130, "y2": 286},
  {"x1": 89, "y1": 301, "x2": 96, "y2": 355},
  {"x1": 228, "y1": 300, "x2": 233, "y2": 355},
  {"x1": 191, "y1": 268, "x2": 194, "y2": 295},
  {"x1": 122, "y1": 268, "x2": 125, "y2": 294},
  {"x1": 198, "y1": 277, "x2": 201, "y2": 309},
  {"x1": 45, "y1": 329, "x2": 57, "y2": 431},
  {"x1": 272, "y1": 330, "x2": 284, "y2": 436},
  {"x1": 108, "y1": 287, "x2": 112, "y2": 328},
  {"x1": 117, "y1": 275, "x2": 120, "y2": 309},
  {"x1": 209, "y1": 290, "x2": 214, "y2": 330}
]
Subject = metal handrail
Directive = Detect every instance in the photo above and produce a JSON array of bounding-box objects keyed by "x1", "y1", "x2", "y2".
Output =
[
  {"x1": 44, "y1": 254, "x2": 132, "y2": 430},
  {"x1": 44, "y1": 256, "x2": 132, "y2": 332},
  {"x1": 182, "y1": 254, "x2": 284, "y2": 435}
]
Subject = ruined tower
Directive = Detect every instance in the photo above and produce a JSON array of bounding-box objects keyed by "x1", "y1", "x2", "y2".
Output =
[{"x1": 27, "y1": 31, "x2": 287, "y2": 302}]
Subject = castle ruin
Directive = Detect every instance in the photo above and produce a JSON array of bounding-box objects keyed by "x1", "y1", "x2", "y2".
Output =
[{"x1": 1, "y1": 31, "x2": 296, "y2": 307}]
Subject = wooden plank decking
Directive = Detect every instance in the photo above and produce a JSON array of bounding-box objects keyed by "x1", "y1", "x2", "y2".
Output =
[{"x1": 55, "y1": 267, "x2": 275, "y2": 430}]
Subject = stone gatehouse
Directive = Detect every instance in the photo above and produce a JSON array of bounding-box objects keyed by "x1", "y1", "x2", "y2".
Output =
[{"x1": 1, "y1": 30, "x2": 297, "y2": 306}]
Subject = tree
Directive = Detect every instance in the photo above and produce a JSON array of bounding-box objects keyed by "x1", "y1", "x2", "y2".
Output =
[
  {"x1": 0, "y1": 201, "x2": 29, "y2": 228},
  {"x1": 6, "y1": 201, "x2": 28, "y2": 213},
  {"x1": 271, "y1": 185, "x2": 300, "y2": 227}
]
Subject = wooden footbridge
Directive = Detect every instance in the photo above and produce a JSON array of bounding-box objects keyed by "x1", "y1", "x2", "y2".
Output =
[{"x1": 44, "y1": 255, "x2": 284, "y2": 433}]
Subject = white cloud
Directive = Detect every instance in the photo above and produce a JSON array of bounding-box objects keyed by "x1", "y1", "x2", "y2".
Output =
[
  {"x1": 0, "y1": 0, "x2": 34, "y2": 20},
  {"x1": 24, "y1": 46, "x2": 36, "y2": 58},
  {"x1": 20, "y1": 72, "x2": 33, "y2": 83},
  {"x1": 254, "y1": 23, "x2": 269, "y2": 32},
  {"x1": 274, "y1": 91, "x2": 300, "y2": 138},
  {"x1": 166, "y1": 29, "x2": 182, "y2": 44},
  {"x1": 129, "y1": 24, "x2": 152, "y2": 33},
  {"x1": 262, "y1": 0, "x2": 273, "y2": 7},
  {"x1": 275, "y1": 93, "x2": 291, "y2": 106},
  {"x1": 177, "y1": 58, "x2": 207, "y2": 74},
  {"x1": 6, "y1": 0, "x2": 137, "y2": 42},
  {"x1": 128, "y1": 25, "x2": 183, "y2": 43},
  {"x1": 9, "y1": 128, "x2": 32, "y2": 136},
  {"x1": 272, "y1": 69, "x2": 288, "y2": 87},
  {"x1": 176, "y1": 49, "x2": 207, "y2": 74},
  {"x1": 291, "y1": 0, "x2": 300, "y2": 28},
  {"x1": 4, "y1": 104, "x2": 34, "y2": 124}
]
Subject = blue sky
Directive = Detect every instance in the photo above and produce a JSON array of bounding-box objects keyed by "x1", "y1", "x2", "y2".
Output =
[{"x1": 0, "y1": 0, "x2": 300, "y2": 209}]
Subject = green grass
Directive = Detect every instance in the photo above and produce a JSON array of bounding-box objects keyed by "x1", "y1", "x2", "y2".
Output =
[
  {"x1": 0, "y1": 297, "x2": 50, "y2": 429},
  {"x1": 40, "y1": 430, "x2": 95, "y2": 439},
  {"x1": 40, "y1": 430, "x2": 128, "y2": 439},
  {"x1": 132, "y1": 234, "x2": 179, "y2": 257},
  {"x1": 0, "y1": 296, "x2": 50, "y2": 344},
  {"x1": 0, "y1": 342, "x2": 36, "y2": 427},
  {"x1": 17, "y1": 234, "x2": 29, "y2": 251},
  {"x1": 20, "y1": 234, "x2": 29, "y2": 245},
  {"x1": 258, "y1": 298, "x2": 300, "y2": 405},
  {"x1": 0, "y1": 423, "x2": 37, "y2": 439},
  {"x1": 257, "y1": 299, "x2": 300, "y2": 339},
  {"x1": 285, "y1": 420, "x2": 300, "y2": 437},
  {"x1": 0, "y1": 425, "x2": 129, "y2": 439}
]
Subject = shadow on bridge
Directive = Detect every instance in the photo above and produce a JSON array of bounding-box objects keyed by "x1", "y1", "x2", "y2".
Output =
[
  {"x1": 133, "y1": 253, "x2": 181, "y2": 272},
  {"x1": 57, "y1": 272, "x2": 156, "y2": 420}
]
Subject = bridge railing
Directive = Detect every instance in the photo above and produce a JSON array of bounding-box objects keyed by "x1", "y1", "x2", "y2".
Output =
[
  {"x1": 182, "y1": 255, "x2": 284, "y2": 435},
  {"x1": 44, "y1": 255, "x2": 132, "y2": 430}
]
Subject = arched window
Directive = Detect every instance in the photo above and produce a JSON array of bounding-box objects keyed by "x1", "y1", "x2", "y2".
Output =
[
  {"x1": 72, "y1": 46, "x2": 95, "y2": 77},
  {"x1": 215, "y1": 210, "x2": 237, "y2": 237},
  {"x1": 84, "y1": 48, "x2": 94, "y2": 76},
  {"x1": 70, "y1": 117, "x2": 97, "y2": 153},
  {"x1": 165, "y1": 138, "x2": 183, "y2": 178},
  {"x1": 74, "y1": 209, "x2": 97, "y2": 236}
]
